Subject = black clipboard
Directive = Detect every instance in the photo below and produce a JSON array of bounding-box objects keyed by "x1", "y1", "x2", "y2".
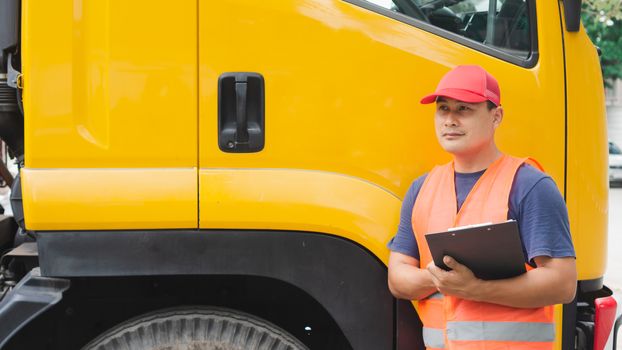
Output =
[{"x1": 424, "y1": 220, "x2": 526, "y2": 280}]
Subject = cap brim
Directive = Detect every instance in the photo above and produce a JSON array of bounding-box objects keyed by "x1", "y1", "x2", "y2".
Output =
[{"x1": 420, "y1": 88, "x2": 490, "y2": 105}]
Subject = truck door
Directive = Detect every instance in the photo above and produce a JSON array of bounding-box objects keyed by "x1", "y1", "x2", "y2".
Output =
[
  {"x1": 21, "y1": 1, "x2": 199, "y2": 230},
  {"x1": 197, "y1": 0, "x2": 565, "y2": 233}
]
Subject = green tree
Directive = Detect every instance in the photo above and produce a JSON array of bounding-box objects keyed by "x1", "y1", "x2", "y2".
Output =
[
  {"x1": 582, "y1": 0, "x2": 622, "y2": 87},
  {"x1": 583, "y1": 0, "x2": 621, "y2": 21}
]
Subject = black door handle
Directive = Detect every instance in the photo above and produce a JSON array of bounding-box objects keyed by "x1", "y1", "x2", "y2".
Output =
[
  {"x1": 235, "y1": 81, "x2": 249, "y2": 143},
  {"x1": 218, "y1": 73, "x2": 265, "y2": 153}
]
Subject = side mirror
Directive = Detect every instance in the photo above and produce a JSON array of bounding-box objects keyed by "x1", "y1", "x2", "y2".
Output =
[{"x1": 563, "y1": 0, "x2": 582, "y2": 32}]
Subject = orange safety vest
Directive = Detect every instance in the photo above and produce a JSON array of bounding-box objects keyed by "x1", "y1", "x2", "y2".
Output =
[{"x1": 411, "y1": 154, "x2": 555, "y2": 350}]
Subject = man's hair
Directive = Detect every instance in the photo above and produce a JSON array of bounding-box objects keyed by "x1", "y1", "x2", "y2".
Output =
[{"x1": 436, "y1": 97, "x2": 498, "y2": 110}]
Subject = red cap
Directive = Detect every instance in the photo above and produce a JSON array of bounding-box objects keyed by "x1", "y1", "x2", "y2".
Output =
[{"x1": 420, "y1": 65, "x2": 501, "y2": 106}]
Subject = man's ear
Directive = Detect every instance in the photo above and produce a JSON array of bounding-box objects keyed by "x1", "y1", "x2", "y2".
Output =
[{"x1": 493, "y1": 106, "x2": 504, "y2": 128}]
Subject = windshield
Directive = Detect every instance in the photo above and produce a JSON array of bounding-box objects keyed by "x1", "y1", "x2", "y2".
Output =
[{"x1": 610, "y1": 142, "x2": 622, "y2": 155}]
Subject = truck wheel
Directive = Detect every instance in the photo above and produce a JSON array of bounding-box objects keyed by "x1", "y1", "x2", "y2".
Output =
[{"x1": 82, "y1": 306, "x2": 309, "y2": 350}]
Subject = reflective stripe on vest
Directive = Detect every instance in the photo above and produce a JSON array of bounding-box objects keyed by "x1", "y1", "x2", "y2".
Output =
[
  {"x1": 411, "y1": 155, "x2": 555, "y2": 350},
  {"x1": 423, "y1": 327, "x2": 445, "y2": 349},
  {"x1": 422, "y1": 293, "x2": 446, "y2": 348},
  {"x1": 446, "y1": 321, "x2": 555, "y2": 342}
]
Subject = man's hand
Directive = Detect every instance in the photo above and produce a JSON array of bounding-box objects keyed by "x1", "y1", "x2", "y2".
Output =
[
  {"x1": 426, "y1": 255, "x2": 576, "y2": 308},
  {"x1": 387, "y1": 252, "x2": 438, "y2": 300},
  {"x1": 426, "y1": 256, "x2": 482, "y2": 300}
]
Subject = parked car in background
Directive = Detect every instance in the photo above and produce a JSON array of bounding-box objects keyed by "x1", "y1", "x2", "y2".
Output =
[{"x1": 609, "y1": 141, "x2": 622, "y2": 185}]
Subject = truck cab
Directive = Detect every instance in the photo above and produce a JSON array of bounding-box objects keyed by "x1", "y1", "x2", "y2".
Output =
[{"x1": 0, "y1": 0, "x2": 619, "y2": 349}]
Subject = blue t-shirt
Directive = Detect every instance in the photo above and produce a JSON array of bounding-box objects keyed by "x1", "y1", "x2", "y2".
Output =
[{"x1": 387, "y1": 164, "x2": 575, "y2": 265}]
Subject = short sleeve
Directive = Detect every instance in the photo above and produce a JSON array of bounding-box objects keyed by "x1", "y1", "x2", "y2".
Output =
[
  {"x1": 510, "y1": 166, "x2": 575, "y2": 264},
  {"x1": 387, "y1": 175, "x2": 427, "y2": 260}
]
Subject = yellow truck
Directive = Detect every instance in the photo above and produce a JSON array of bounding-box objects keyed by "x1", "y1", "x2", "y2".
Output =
[{"x1": 0, "y1": 0, "x2": 620, "y2": 349}]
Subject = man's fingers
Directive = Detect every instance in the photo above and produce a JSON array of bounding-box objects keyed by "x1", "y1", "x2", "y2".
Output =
[
  {"x1": 427, "y1": 262, "x2": 444, "y2": 284},
  {"x1": 443, "y1": 255, "x2": 464, "y2": 271},
  {"x1": 427, "y1": 261, "x2": 440, "y2": 275},
  {"x1": 427, "y1": 263, "x2": 437, "y2": 277},
  {"x1": 427, "y1": 268, "x2": 441, "y2": 287},
  {"x1": 427, "y1": 262, "x2": 442, "y2": 275}
]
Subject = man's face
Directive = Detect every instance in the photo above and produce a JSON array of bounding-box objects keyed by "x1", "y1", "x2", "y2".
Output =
[{"x1": 434, "y1": 97, "x2": 503, "y2": 157}]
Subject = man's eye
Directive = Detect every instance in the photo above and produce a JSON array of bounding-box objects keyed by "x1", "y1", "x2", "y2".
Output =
[
  {"x1": 459, "y1": 106, "x2": 470, "y2": 111},
  {"x1": 439, "y1": 105, "x2": 449, "y2": 111}
]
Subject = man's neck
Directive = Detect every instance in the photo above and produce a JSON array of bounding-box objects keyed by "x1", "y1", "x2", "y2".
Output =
[{"x1": 453, "y1": 147, "x2": 502, "y2": 173}]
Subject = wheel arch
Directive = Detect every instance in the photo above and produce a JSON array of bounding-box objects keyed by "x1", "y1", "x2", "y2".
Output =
[{"x1": 26, "y1": 229, "x2": 423, "y2": 350}]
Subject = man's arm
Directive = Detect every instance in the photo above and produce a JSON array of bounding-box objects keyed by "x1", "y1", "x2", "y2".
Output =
[
  {"x1": 388, "y1": 251, "x2": 438, "y2": 300},
  {"x1": 427, "y1": 255, "x2": 577, "y2": 308}
]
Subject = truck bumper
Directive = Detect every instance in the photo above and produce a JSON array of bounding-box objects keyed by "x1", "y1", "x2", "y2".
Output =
[
  {"x1": 611, "y1": 292, "x2": 622, "y2": 350},
  {"x1": 0, "y1": 268, "x2": 69, "y2": 348}
]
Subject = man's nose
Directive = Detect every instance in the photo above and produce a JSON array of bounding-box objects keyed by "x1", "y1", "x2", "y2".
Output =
[{"x1": 442, "y1": 113, "x2": 459, "y2": 126}]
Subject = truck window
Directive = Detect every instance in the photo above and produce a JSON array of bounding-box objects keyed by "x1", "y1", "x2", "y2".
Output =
[{"x1": 351, "y1": 0, "x2": 534, "y2": 62}]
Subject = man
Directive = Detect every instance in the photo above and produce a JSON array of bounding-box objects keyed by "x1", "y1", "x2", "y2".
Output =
[{"x1": 387, "y1": 65, "x2": 576, "y2": 350}]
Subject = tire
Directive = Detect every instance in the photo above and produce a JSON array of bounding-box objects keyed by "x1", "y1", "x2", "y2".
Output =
[{"x1": 82, "y1": 306, "x2": 309, "y2": 350}]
